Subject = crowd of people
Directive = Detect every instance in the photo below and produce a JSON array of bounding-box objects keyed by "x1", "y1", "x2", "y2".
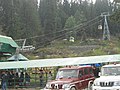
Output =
[
  {"x1": 0, "y1": 70, "x2": 30, "y2": 90},
  {"x1": 0, "y1": 69, "x2": 53, "y2": 90}
]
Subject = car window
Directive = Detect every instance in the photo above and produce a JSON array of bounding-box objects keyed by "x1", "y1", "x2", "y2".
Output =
[
  {"x1": 89, "y1": 68, "x2": 93, "y2": 74},
  {"x1": 84, "y1": 68, "x2": 89, "y2": 75},
  {"x1": 56, "y1": 69, "x2": 78, "y2": 79},
  {"x1": 79, "y1": 70, "x2": 83, "y2": 77}
]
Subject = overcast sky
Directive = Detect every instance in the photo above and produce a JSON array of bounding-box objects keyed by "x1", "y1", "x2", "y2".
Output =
[
  {"x1": 37, "y1": 0, "x2": 96, "y2": 4},
  {"x1": 37, "y1": 0, "x2": 114, "y2": 5}
]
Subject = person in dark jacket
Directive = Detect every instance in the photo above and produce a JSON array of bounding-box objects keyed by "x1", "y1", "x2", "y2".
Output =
[
  {"x1": 19, "y1": 72, "x2": 24, "y2": 86},
  {"x1": 15, "y1": 73, "x2": 19, "y2": 87},
  {"x1": 39, "y1": 70, "x2": 44, "y2": 87},
  {"x1": 25, "y1": 72, "x2": 30, "y2": 87},
  {"x1": 1, "y1": 71, "x2": 7, "y2": 90},
  {"x1": 93, "y1": 65, "x2": 100, "y2": 78}
]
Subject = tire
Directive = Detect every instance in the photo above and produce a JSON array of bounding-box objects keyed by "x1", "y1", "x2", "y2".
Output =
[{"x1": 70, "y1": 87, "x2": 77, "y2": 90}]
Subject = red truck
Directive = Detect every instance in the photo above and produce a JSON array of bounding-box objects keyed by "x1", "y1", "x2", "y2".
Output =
[{"x1": 44, "y1": 65, "x2": 95, "y2": 90}]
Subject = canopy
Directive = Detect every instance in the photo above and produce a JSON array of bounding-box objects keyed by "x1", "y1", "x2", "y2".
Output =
[
  {"x1": 0, "y1": 35, "x2": 18, "y2": 54},
  {"x1": 0, "y1": 54, "x2": 120, "y2": 69},
  {"x1": 0, "y1": 35, "x2": 18, "y2": 47},
  {"x1": 7, "y1": 54, "x2": 28, "y2": 61}
]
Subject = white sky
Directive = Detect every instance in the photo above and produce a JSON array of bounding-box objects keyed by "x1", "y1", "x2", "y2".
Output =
[
  {"x1": 38, "y1": 0, "x2": 114, "y2": 5},
  {"x1": 37, "y1": 0, "x2": 96, "y2": 4}
]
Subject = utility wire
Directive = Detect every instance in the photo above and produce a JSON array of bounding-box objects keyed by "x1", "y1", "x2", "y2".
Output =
[
  {"x1": 15, "y1": 15, "x2": 101, "y2": 42},
  {"x1": 36, "y1": 18, "x2": 103, "y2": 48},
  {"x1": 16, "y1": 17, "x2": 103, "y2": 49},
  {"x1": 57, "y1": 19, "x2": 103, "y2": 40}
]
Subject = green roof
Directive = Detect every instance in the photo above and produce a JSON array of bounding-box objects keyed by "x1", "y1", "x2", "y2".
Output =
[
  {"x1": 0, "y1": 35, "x2": 18, "y2": 47},
  {"x1": 0, "y1": 44, "x2": 16, "y2": 53}
]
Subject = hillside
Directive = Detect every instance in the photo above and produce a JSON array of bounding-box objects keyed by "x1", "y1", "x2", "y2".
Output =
[{"x1": 26, "y1": 38, "x2": 120, "y2": 59}]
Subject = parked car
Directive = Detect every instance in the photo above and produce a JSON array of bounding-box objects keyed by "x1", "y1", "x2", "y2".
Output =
[
  {"x1": 44, "y1": 65, "x2": 95, "y2": 90},
  {"x1": 93, "y1": 64, "x2": 120, "y2": 90}
]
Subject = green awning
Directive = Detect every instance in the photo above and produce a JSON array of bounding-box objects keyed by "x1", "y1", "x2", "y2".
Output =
[
  {"x1": 0, "y1": 35, "x2": 18, "y2": 48},
  {"x1": 0, "y1": 43, "x2": 16, "y2": 53}
]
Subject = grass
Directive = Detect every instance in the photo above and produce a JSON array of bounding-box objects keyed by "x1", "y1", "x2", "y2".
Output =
[{"x1": 26, "y1": 38, "x2": 120, "y2": 59}]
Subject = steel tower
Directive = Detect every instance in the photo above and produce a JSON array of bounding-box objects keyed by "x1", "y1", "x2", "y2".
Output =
[{"x1": 101, "y1": 12, "x2": 110, "y2": 40}]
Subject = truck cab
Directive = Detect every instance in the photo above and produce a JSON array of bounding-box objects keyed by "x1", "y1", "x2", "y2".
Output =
[
  {"x1": 93, "y1": 64, "x2": 120, "y2": 90},
  {"x1": 44, "y1": 66, "x2": 95, "y2": 90}
]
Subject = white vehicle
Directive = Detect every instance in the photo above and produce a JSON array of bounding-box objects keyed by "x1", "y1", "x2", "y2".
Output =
[
  {"x1": 93, "y1": 64, "x2": 120, "y2": 90},
  {"x1": 20, "y1": 45, "x2": 35, "y2": 52}
]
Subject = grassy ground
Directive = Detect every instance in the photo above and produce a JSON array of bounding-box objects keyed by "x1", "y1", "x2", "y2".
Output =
[{"x1": 27, "y1": 39, "x2": 120, "y2": 59}]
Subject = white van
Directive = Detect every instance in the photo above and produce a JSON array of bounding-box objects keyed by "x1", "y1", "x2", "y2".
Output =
[{"x1": 93, "y1": 64, "x2": 120, "y2": 90}]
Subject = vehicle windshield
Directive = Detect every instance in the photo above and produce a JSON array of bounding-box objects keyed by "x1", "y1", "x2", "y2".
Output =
[
  {"x1": 56, "y1": 69, "x2": 78, "y2": 79},
  {"x1": 102, "y1": 67, "x2": 120, "y2": 76}
]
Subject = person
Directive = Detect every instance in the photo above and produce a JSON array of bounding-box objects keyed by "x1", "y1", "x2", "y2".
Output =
[
  {"x1": 7, "y1": 71, "x2": 13, "y2": 86},
  {"x1": 39, "y1": 70, "x2": 44, "y2": 87},
  {"x1": 19, "y1": 72, "x2": 24, "y2": 87},
  {"x1": 1, "y1": 71, "x2": 7, "y2": 90},
  {"x1": 93, "y1": 65, "x2": 100, "y2": 78},
  {"x1": 15, "y1": 73, "x2": 19, "y2": 88},
  {"x1": 47, "y1": 71, "x2": 52, "y2": 82},
  {"x1": 25, "y1": 72, "x2": 30, "y2": 87}
]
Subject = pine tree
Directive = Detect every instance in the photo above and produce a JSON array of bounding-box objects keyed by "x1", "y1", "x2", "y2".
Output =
[
  {"x1": 64, "y1": 16, "x2": 76, "y2": 39},
  {"x1": 63, "y1": 0, "x2": 71, "y2": 17},
  {"x1": 74, "y1": 10, "x2": 87, "y2": 25},
  {"x1": 0, "y1": 0, "x2": 13, "y2": 36},
  {"x1": 39, "y1": 0, "x2": 57, "y2": 44}
]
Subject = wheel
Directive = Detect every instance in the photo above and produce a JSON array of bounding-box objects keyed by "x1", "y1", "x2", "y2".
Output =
[{"x1": 70, "y1": 87, "x2": 77, "y2": 90}]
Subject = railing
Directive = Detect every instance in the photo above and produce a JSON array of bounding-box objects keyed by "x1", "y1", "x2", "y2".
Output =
[{"x1": 0, "y1": 71, "x2": 55, "y2": 89}]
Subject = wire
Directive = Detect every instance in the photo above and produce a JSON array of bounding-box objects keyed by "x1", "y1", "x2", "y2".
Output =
[
  {"x1": 16, "y1": 17, "x2": 103, "y2": 49},
  {"x1": 15, "y1": 15, "x2": 101, "y2": 42},
  {"x1": 15, "y1": 15, "x2": 103, "y2": 49},
  {"x1": 36, "y1": 18, "x2": 103, "y2": 48}
]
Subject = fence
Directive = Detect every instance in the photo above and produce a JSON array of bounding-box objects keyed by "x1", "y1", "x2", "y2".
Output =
[{"x1": 0, "y1": 67, "x2": 59, "y2": 89}]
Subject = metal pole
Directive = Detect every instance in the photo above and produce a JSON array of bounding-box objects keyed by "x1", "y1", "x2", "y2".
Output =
[{"x1": 15, "y1": 48, "x2": 19, "y2": 72}]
